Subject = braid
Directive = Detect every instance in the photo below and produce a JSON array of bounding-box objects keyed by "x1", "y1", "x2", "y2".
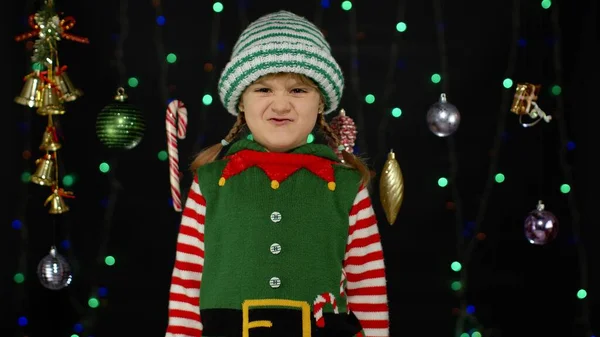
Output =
[
  {"x1": 317, "y1": 113, "x2": 342, "y2": 147},
  {"x1": 190, "y1": 112, "x2": 247, "y2": 170},
  {"x1": 224, "y1": 112, "x2": 246, "y2": 143}
]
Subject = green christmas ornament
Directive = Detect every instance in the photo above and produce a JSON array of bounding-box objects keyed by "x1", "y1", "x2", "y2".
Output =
[{"x1": 96, "y1": 87, "x2": 145, "y2": 150}]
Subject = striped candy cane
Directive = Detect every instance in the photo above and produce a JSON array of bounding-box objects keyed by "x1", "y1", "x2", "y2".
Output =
[
  {"x1": 313, "y1": 292, "x2": 338, "y2": 328},
  {"x1": 166, "y1": 100, "x2": 188, "y2": 212}
]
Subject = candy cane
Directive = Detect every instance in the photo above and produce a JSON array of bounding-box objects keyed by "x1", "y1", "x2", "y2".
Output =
[
  {"x1": 313, "y1": 292, "x2": 338, "y2": 328},
  {"x1": 166, "y1": 100, "x2": 188, "y2": 212}
]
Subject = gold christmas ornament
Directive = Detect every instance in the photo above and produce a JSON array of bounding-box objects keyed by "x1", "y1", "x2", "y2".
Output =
[
  {"x1": 31, "y1": 153, "x2": 56, "y2": 186},
  {"x1": 45, "y1": 188, "x2": 73, "y2": 214},
  {"x1": 379, "y1": 149, "x2": 404, "y2": 225},
  {"x1": 15, "y1": 71, "x2": 43, "y2": 107},
  {"x1": 55, "y1": 67, "x2": 83, "y2": 102},
  {"x1": 39, "y1": 126, "x2": 61, "y2": 151},
  {"x1": 37, "y1": 84, "x2": 65, "y2": 116},
  {"x1": 510, "y1": 83, "x2": 552, "y2": 128}
]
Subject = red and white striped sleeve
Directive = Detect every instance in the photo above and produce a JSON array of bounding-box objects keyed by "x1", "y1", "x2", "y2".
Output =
[
  {"x1": 166, "y1": 176, "x2": 206, "y2": 337},
  {"x1": 343, "y1": 185, "x2": 390, "y2": 337}
]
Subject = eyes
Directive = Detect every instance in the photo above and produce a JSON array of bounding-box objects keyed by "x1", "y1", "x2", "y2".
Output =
[{"x1": 253, "y1": 87, "x2": 309, "y2": 94}]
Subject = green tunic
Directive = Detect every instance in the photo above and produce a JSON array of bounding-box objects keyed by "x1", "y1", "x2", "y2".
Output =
[{"x1": 196, "y1": 139, "x2": 363, "y2": 336}]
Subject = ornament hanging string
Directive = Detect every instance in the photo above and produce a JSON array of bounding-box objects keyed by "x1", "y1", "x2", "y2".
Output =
[
  {"x1": 166, "y1": 100, "x2": 188, "y2": 212},
  {"x1": 15, "y1": 14, "x2": 89, "y2": 43}
]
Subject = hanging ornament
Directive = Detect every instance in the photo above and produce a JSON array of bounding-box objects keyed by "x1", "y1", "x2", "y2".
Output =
[
  {"x1": 426, "y1": 93, "x2": 460, "y2": 137},
  {"x1": 165, "y1": 99, "x2": 188, "y2": 212},
  {"x1": 14, "y1": 70, "x2": 43, "y2": 108},
  {"x1": 37, "y1": 246, "x2": 73, "y2": 290},
  {"x1": 379, "y1": 149, "x2": 404, "y2": 225},
  {"x1": 524, "y1": 200, "x2": 559, "y2": 245},
  {"x1": 96, "y1": 87, "x2": 145, "y2": 150},
  {"x1": 329, "y1": 108, "x2": 357, "y2": 159},
  {"x1": 510, "y1": 83, "x2": 552, "y2": 128},
  {"x1": 55, "y1": 65, "x2": 83, "y2": 102},
  {"x1": 44, "y1": 188, "x2": 74, "y2": 214}
]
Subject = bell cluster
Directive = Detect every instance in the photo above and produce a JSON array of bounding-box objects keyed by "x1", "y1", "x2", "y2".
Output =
[{"x1": 14, "y1": 65, "x2": 83, "y2": 215}]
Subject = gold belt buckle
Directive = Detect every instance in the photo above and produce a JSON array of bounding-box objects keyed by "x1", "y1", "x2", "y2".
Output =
[{"x1": 242, "y1": 299, "x2": 311, "y2": 337}]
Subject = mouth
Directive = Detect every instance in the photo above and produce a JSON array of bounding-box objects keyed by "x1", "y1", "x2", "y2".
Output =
[{"x1": 268, "y1": 118, "x2": 293, "y2": 125}]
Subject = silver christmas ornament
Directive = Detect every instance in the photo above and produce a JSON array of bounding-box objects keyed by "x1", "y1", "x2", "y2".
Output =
[
  {"x1": 426, "y1": 93, "x2": 461, "y2": 137},
  {"x1": 37, "y1": 246, "x2": 73, "y2": 290}
]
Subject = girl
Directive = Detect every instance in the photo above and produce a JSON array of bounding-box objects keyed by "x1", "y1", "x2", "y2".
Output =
[{"x1": 166, "y1": 10, "x2": 389, "y2": 337}]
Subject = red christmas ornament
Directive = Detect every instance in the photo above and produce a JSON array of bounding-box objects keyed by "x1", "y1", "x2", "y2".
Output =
[{"x1": 329, "y1": 109, "x2": 357, "y2": 159}]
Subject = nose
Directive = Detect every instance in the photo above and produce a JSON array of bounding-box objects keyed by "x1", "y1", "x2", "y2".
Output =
[{"x1": 270, "y1": 95, "x2": 291, "y2": 114}]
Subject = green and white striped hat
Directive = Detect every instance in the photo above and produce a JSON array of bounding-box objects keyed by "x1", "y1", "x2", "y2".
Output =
[{"x1": 218, "y1": 10, "x2": 344, "y2": 116}]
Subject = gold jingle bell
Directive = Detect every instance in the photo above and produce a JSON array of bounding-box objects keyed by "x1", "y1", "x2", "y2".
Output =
[
  {"x1": 15, "y1": 72, "x2": 43, "y2": 108},
  {"x1": 37, "y1": 84, "x2": 66, "y2": 116},
  {"x1": 31, "y1": 154, "x2": 56, "y2": 186},
  {"x1": 45, "y1": 189, "x2": 70, "y2": 214},
  {"x1": 56, "y1": 70, "x2": 83, "y2": 102},
  {"x1": 39, "y1": 127, "x2": 62, "y2": 151}
]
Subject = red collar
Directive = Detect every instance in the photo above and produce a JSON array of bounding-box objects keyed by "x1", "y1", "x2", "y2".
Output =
[{"x1": 219, "y1": 149, "x2": 338, "y2": 190}]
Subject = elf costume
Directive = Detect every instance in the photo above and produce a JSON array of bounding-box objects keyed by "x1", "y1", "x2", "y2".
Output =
[{"x1": 166, "y1": 11, "x2": 389, "y2": 337}]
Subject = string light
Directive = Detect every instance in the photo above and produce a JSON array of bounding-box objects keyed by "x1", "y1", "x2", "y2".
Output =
[
  {"x1": 395, "y1": 21, "x2": 407, "y2": 32},
  {"x1": 430, "y1": 0, "x2": 520, "y2": 334},
  {"x1": 550, "y1": 3, "x2": 592, "y2": 333},
  {"x1": 99, "y1": 162, "x2": 110, "y2": 173},
  {"x1": 212, "y1": 2, "x2": 223, "y2": 12},
  {"x1": 59, "y1": 1, "x2": 134, "y2": 334},
  {"x1": 541, "y1": 0, "x2": 552, "y2": 9},
  {"x1": 166, "y1": 53, "x2": 177, "y2": 63},
  {"x1": 345, "y1": 0, "x2": 369, "y2": 155},
  {"x1": 127, "y1": 77, "x2": 138, "y2": 87},
  {"x1": 202, "y1": 94, "x2": 213, "y2": 105}
]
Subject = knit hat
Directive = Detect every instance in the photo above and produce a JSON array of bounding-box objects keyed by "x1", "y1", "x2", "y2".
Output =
[{"x1": 218, "y1": 10, "x2": 344, "y2": 116}]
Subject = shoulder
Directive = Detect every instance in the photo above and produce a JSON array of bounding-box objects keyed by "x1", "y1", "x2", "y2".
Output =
[
  {"x1": 196, "y1": 158, "x2": 227, "y2": 176},
  {"x1": 332, "y1": 163, "x2": 363, "y2": 198},
  {"x1": 194, "y1": 159, "x2": 228, "y2": 191}
]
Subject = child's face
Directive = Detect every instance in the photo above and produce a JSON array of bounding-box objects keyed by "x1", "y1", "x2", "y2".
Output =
[{"x1": 241, "y1": 74, "x2": 321, "y2": 152}]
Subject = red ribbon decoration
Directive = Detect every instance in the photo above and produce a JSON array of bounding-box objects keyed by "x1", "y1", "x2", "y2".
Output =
[
  {"x1": 47, "y1": 126, "x2": 60, "y2": 142},
  {"x1": 59, "y1": 16, "x2": 89, "y2": 43},
  {"x1": 54, "y1": 65, "x2": 67, "y2": 75},
  {"x1": 14, "y1": 15, "x2": 39, "y2": 42},
  {"x1": 56, "y1": 188, "x2": 75, "y2": 199},
  {"x1": 15, "y1": 14, "x2": 89, "y2": 44}
]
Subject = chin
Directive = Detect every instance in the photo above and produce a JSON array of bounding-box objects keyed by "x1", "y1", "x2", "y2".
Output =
[{"x1": 264, "y1": 140, "x2": 302, "y2": 152}]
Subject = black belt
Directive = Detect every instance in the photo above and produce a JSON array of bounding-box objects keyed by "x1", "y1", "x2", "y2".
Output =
[{"x1": 201, "y1": 308, "x2": 362, "y2": 337}]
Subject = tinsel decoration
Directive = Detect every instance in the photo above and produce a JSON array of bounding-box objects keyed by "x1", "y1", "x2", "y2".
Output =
[
  {"x1": 329, "y1": 108, "x2": 357, "y2": 159},
  {"x1": 379, "y1": 149, "x2": 404, "y2": 225},
  {"x1": 15, "y1": 0, "x2": 89, "y2": 64}
]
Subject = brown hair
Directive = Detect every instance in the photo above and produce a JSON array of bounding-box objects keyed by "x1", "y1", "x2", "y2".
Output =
[{"x1": 190, "y1": 73, "x2": 371, "y2": 187}]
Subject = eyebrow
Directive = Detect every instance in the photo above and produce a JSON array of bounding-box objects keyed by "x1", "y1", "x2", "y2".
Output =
[{"x1": 251, "y1": 79, "x2": 308, "y2": 87}]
